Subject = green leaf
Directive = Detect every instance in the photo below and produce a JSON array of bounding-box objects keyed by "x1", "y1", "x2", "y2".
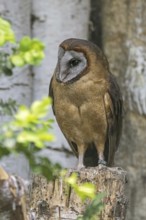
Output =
[
  {"x1": 31, "y1": 97, "x2": 52, "y2": 118},
  {"x1": 19, "y1": 36, "x2": 31, "y2": 51},
  {"x1": 76, "y1": 182, "x2": 96, "y2": 200},
  {"x1": 0, "y1": 17, "x2": 11, "y2": 29},
  {"x1": 23, "y1": 51, "x2": 33, "y2": 64},
  {"x1": 10, "y1": 54, "x2": 25, "y2": 67},
  {"x1": 66, "y1": 172, "x2": 78, "y2": 185},
  {"x1": 0, "y1": 31, "x2": 6, "y2": 46},
  {"x1": 2, "y1": 67, "x2": 13, "y2": 76},
  {"x1": 65, "y1": 173, "x2": 96, "y2": 201},
  {"x1": 81, "y1": 193, "x2": 106, "y2": 220},
  {"x1": 37, "y1": 131, "x2": 55, "y2": 142},
  {"x1": 17, "y1": 131, "x2": 42, "y2": 147},
  {"x1": 31, "y1": 38, "x2": 45, "y2": 50},
  {"x1": 0, "y1": 18, "x2": 15, "y2": 46}
]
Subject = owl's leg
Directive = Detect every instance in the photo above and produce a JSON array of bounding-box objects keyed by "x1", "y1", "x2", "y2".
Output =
[
  {"x1": 98, "y1": 152, "x2": 107, "y2": 166},
  {"x1": 95, "y1": 141, "x2": 107, "y2": 166},
  {"x1": 77, "y1": 144, "x2": 87, "y2": 169}
]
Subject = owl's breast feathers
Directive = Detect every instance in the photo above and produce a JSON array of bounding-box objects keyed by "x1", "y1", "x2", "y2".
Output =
[{"x1": 50, "y1": 70, "x2": 108, "y2": 140}]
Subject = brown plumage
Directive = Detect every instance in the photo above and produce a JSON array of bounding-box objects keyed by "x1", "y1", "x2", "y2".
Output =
[{"x1": 49, "y1": 38, "x2": 123, "y2": 168}]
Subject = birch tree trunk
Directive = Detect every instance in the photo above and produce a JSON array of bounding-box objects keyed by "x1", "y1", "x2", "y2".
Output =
[
  {"x1": 0, "y1": 0, "x2": 32, "y2": 180},
  {"x1": 101, "y1": 1, "x2": 146, "y2": 219},
  {"x1": 31, "y1": 0, "x2": 90, "y2": 168}
]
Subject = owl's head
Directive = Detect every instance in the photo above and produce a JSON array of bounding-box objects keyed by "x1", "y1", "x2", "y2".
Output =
[{"x1": 55, "y1": 38, "x2": 109, "y2": 84}]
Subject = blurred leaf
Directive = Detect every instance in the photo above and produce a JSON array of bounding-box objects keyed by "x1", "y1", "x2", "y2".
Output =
[
  {"x1": 65, "y1": 173, "x2": 96, "y2": 201},
  {"x1": 79, "y1": 193, "x2": 106, "y2": 220},
  {"x1": 10, "y1": 36, "x2": 45, "y2": 67},
  {"x1": 31, "y1": 97, "x2": 52, "y2": 118},
  {"x1": 76, "y1": 182, "x2": 95, "y2": 201},
  {"x1": 66, "y1": 172, "x2": 77, "y2": 185},
  {"x1": 0, "y1": 32, "x2": 5, "y2": 46},
  {"x1": 10, "y1": 54, "x2": 25, "y2": 67},
  {"x1": 2, "y1": 67, "x2": 13, "y2": 76},
  {"x1": 19, "y1": 36, "x2": 31, "y2": 51},
  {"x1": 0, "y1": 98, "x2": 17, "y2": 115},
  {"x1": 31, "y1": 156, "x2": 61, "y2": 181},
  {"x1": 0, "y1": 97, "x2": 54, "y2": 155},
  {"x1": 0, "y1": 17, "x2": 15, "y2": 46}
]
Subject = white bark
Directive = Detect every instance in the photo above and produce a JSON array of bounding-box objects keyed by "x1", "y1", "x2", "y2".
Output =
[
  {"x1": 124, "y1": 1, "x2": 146, "y2": 115},
  {"x1": 31, "y1": 0, "x2": 90, "y2": 167},
  {"x1": 0, "y1": 0, "x2": 32, "y2": 179},
  {"x1": 102, "y1": 1, "x2": 146, "y2": 219},
  {"x1": 0, "y1": 0, "x2": 32, "y2": 108}
]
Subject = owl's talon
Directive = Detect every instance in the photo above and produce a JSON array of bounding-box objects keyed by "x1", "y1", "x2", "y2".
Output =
[
  {"x1": 98, "y1": 159, "x2": 107, "y2": 166},
  {"x1": 77, "y1": 164, "x2": 85, "y2": 170}
]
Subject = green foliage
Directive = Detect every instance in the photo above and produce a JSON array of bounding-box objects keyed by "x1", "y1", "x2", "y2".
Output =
[
  {"x1": 0, "y1": 17, "x2": 15, "y2": 46},
  {"x1": 10, "y1": 37, "x2": 45, "y2": 66},
  {"x1": 0, "y1": 98, "x2": 17, "y2": 115},
  {"x1": 13, "y1": 97, "x2": 55, "y2": 148},
  {"x1": 65, "y1": 172, "x2": 95, "y2": 201},
  {"x1": 0, "y1": 97, "x2": 54, "y2": 150},
  {"x1": 63, "y1": 172, "x2": 105, "y2": 219},
  {"x1": 0, "y1": 17, "x2": 45, "y2": 73},
  {"x1": 77, "y1": 193, "x2": 105, "y2": 220},
  {"x1": 0, "y1": 97, "x2": 61, "y2": 180}
]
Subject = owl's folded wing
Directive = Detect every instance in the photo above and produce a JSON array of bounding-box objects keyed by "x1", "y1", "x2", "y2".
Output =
[{"x1": 104, "y1": 75, "x2": 123, "y2": 165}]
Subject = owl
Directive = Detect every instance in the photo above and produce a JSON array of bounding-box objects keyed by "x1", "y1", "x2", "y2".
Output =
[{"x1": 49, "y1": 38, "x2": 123, "y2": 169}]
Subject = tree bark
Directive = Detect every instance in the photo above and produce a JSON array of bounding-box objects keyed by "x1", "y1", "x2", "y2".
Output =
[
  {"x1": 0, "y1": 167, "x2": 29, "y2": 220},
  {"x1": 100, "y1": 1, "x2": 146, "y2": 219},
  {"x1": 31, "y1": 0, "x2": 90, "y2": 168},
  {"x1": 30, "y1": 166, "x2": 127, "y2": 220},
  {"x1": 0, "y1": 0, "x2": 31, "y2": 180}
]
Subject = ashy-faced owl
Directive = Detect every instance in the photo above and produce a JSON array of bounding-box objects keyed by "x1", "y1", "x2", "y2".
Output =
[{"x1": 49, "y1": 38, "x2": 123, "y2": 169}]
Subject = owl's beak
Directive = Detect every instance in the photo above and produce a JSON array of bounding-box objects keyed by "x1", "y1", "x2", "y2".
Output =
[{"x1": 56, "y1": 64, "x2": 68, "y2": 83}]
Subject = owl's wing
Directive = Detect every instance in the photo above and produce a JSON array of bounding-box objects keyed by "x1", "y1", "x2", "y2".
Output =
[
  {"x1": 49, "y1": 77, "x2": 55, "y2": 115},
  {"x1": 104, "y1": 75, "x2": 123, "y2": 166}
]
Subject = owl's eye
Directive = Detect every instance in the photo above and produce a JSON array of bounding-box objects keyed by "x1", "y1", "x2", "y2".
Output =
[{"x1": 68, "y1": 58, "x2": 81, "y2": 68}]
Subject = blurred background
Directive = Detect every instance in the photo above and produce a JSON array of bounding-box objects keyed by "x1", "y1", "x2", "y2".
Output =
[{"x1": 0, "y1": 0, "x2": 146, "y2": 219}]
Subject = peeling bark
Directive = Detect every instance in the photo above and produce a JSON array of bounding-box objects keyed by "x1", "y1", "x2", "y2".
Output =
[
  {"x1": 101, "y1": 1, "x2": 146, "y2": 219},
  {"x1": 0, "y1": 167, "x2": 29, "y2": 220}
]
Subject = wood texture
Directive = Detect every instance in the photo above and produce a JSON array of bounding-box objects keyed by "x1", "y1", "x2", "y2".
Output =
[
  {"x1": 101, "y1": 1, "x2": 146, "y2": 219},
  {"x1": 30, "y1": 166, "x2": 127, "y2": 220},
  {"x1": 0, "y1": 167, "x2": 28, "y2": 220}
]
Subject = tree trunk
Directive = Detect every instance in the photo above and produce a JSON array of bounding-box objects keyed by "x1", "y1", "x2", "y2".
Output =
[
  {"x1": 100, "y1": 1, "x2": 146, "y2": 219},
  {"x1": 0, "y1": 0, "x2": 31, "y2": 180},
  {"x1": 30, "y1": 166, "x2": 127, "y2": 220},
  {"x1": 31, "y1": 0, "x2": 90, "y2": 168},
  {"x1": 0, "y1": 167, "x2": 29, "y2": 220}
]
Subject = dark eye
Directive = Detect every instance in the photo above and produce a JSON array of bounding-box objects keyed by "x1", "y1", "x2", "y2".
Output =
[{"x1": 68, "y1": 58, "x2": 80, "y2": 68}]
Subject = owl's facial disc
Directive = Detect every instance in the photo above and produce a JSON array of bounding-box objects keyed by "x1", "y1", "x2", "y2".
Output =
[{"x1": 56, "y1": 49, "x2": 87, "y2": 83}]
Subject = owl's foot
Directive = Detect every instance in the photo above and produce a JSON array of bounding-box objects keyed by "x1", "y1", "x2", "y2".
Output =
[
  {"x1": 98, "y1": 159, "x2": 107, "y2": 166},
  {"x1": 77, "y1": 163, "x2": 85, "y2": 170}
]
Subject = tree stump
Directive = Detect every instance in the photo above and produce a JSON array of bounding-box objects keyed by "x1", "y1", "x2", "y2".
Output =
[
  {"x1": 30, "y1": 166, "x2": 128, "y2": 220},
  {"x1": 0, "y1": 167, "x2": 29, "y2": 220}
]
